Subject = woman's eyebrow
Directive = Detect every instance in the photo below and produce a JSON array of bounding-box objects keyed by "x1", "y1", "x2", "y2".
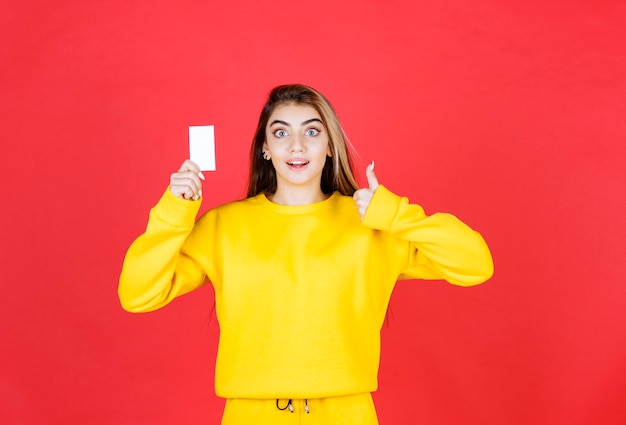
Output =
[
  {"x1": 269, "y1": 119, "x2": 290, "y2": 127},
  {"x1": 302, "y1": 118, "x2": 323, "y2": 126},
  {"x1": 269, "y1": 118, "x2": 323, "y2": 127}
]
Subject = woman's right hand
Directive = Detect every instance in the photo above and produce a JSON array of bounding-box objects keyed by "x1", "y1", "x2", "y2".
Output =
[{"x1": 169, "y1": 159, "x2": 205, "y2": 201}]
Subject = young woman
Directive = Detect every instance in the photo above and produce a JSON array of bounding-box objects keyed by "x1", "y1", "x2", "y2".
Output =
[{"x1": 119, "y1": 84, "x2": 494, "y2": 424}]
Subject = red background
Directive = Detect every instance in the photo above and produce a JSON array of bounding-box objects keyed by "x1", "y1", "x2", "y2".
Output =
[{"x1": 2, "y1": 1, "x2": 625, "y2": 424}]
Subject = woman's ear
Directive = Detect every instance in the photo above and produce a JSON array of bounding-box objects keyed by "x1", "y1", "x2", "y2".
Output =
[{"x1": 262, "y1": 141, "x2": 271, "y2": 160}]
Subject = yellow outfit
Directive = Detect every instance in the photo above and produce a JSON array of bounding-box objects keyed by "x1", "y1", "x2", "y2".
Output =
[{"x1": 119, "y1": 185, "x2": 493, "y2": 423}]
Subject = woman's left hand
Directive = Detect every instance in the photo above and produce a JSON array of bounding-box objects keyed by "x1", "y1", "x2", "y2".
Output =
[{"x1": 353, "y1": 161, "x2": 379, "y2": 220}]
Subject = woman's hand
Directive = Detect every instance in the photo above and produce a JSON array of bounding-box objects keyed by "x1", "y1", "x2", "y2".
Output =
[
  {"x1": 353, "y1": 161, "x2": 379, "y2": 220},
  {"x1": 169, "y1": 159, "x2": 205, "y2": 201}
]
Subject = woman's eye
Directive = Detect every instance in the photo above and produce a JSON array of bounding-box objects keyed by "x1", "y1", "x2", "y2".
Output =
[
  {"x1": 306, "y1": 128, "x2": 320, "y2": 136},
  {"x1": 274, "y1": 129, "x2": 287, "y2": 137}
]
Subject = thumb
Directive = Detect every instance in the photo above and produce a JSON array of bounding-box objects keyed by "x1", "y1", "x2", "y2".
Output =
[{"x1": 366, "y1": 161, "x2": 379, "y2": 190}]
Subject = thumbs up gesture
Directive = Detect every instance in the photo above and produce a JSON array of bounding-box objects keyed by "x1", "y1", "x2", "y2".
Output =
[{"x1": 353, "y1": 161, "x2": 380, "y2": 220}]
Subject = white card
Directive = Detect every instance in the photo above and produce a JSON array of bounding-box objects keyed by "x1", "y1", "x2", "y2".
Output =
[{"x1": 189, "y1": 125, "x2": 216, "y2": 171}]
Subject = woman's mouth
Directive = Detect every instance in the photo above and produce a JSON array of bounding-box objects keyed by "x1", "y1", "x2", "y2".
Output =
[{"x1": 286, "y1": 160, "x2": 309, "y2": 171}]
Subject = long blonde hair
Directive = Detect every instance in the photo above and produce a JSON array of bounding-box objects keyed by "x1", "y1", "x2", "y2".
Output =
[{"x1": 246, "y1": 84, "x2": 359, "y2": 198}]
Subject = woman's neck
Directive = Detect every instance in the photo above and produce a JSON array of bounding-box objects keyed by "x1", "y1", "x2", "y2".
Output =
[{"x1": 268, "y1": 187, "x2": 329, "y2": 206}]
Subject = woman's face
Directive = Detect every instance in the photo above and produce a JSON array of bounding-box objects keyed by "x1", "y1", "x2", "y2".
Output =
[{"x1": 263, "y1": 103, "x2": 331, "y2": 196}]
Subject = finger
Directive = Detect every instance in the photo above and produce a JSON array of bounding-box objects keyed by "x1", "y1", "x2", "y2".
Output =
[
  {"x1": 179, "y1": 159, "x2": 205, "y2": 180},
  {"x1": 173, "y1": 160, "x2": 203, "y2": 187},
  {"x1": 170, "y1": 168, "x2": 203, "y2": 200},
  {"x1": 179, "y1": 159, "x2": 199, "y2": 172},
  {"x1": 170, "y1": 184, "x2": 197, "y2": 200},
  {"x1": 170, "y1": 171, "x2": 202, "y2": 193},
  {"x1": 366, "y1": 161, "x2": 379, "y2": 190}
]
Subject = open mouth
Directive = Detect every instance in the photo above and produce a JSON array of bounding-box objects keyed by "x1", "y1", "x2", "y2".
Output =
[{"x1": 287, "y1": 160, "x2": 309, "y2": 170}]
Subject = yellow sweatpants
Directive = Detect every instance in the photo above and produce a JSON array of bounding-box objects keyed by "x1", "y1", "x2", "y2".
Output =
[{"x1": 221, "y1": 393, "x2": 379, "y2": 425}]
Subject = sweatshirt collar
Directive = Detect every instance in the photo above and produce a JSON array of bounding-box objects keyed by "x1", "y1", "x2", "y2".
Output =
[{"x1": 255, "y1": 192, "x2": 341, "y2": 215}]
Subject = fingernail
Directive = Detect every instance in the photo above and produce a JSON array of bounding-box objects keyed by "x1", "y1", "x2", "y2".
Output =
[
  {"x1": 199, "y1": 172, "x2": 206, "y2": 180},
  {"x1": 371, "y1": 161, "x2": 375, "y2": 171}
]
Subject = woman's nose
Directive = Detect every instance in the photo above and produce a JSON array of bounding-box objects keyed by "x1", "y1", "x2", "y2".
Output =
[{"x1": 289, "y1": 134, "x2": 305, "y2": 152}]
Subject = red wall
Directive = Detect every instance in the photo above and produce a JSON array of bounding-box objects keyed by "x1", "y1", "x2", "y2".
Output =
[{"x1": 2, "y1": 1, "x2": 625, "y2": 424}]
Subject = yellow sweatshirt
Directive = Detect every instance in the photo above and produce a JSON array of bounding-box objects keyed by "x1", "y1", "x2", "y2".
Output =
[{"x1": 119, "y1": 185, "x2": 493, "y2": 399}]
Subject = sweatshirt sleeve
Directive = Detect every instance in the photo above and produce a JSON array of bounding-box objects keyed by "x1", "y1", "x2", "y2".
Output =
[
  {"x1": 118, "y1": 189, "x2": 208, "y2": 312},
  {"x1": 362, "y1": 185, "x2": 494, "y2": 286}
]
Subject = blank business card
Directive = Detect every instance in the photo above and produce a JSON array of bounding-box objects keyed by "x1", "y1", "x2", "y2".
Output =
[{"x1": 189, "y1": 125, "x2": 215, "y2": 171}]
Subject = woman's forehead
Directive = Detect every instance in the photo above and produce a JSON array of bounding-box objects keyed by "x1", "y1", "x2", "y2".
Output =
[{"x1": 268, "y1": 103, "x2": 322, "y2": 125}]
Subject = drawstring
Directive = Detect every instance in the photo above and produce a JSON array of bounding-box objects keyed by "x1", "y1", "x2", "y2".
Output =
[
  {"x1": 276, "y1": 399, "x2": 310, "y2": 414},
  {"x1": 276, "y1": 399, "x2": 293, "y2": 412}
]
